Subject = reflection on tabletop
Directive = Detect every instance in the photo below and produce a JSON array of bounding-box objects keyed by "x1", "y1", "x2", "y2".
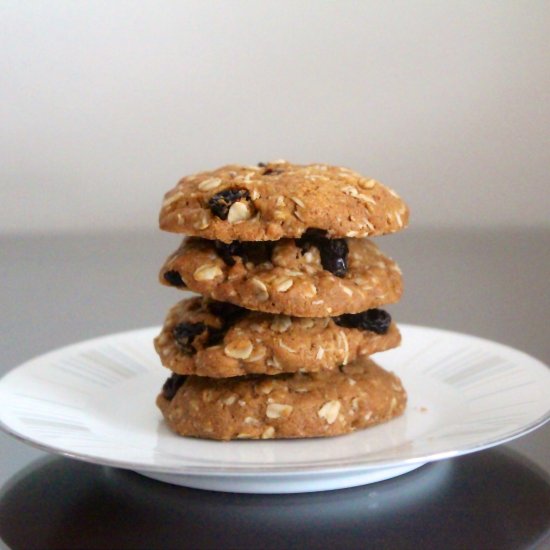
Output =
[{"x1": 0, "y1": 447, "x2": 549, "y2": 550}]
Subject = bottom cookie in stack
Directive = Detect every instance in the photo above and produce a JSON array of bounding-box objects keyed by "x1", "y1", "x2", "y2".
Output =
[{"x1": 157, "y1": 358, "x2": 407, "y2": 441}]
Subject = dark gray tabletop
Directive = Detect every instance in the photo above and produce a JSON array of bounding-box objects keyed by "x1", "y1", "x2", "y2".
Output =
[{"x1": 1, "y1": 228, "x2": 549, "y2": 549}]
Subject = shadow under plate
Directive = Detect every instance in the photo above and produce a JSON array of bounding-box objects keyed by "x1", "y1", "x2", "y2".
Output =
[{"x1": 0, "y1": 447, "x2": 549, "y2": 550}]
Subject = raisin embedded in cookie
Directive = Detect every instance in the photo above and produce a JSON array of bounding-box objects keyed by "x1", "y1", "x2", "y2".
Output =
[
  {"x1": 156, "y1": 358, "x2": 407, "y2": 440},
  {"x1": 154, "y1": 297, "x2": 401, "y2": 378},
  {"x1": 159, "y1": 237, "x2": 403, "y2": 317},
  {"x1": 159, "y1": 161, "x2": 409, "y2": 242}
]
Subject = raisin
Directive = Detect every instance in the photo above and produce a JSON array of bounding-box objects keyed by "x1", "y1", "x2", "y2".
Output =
[
  {"x1": 333, "y1": 309, "x2": 391, "y2": 334},
  {"x1": 208, "y1": 188, "x2": 250, "y2": 220},
  {"x1": 319, "y1": 239, "x2": 348, "y2": 277},
  {"x1": 172, "y1": 307, "x2": 246, "y2": 353},
  {"x1": 172, "y1": 322, "x2": 206, "y2": 354},
  {"x1": 203, "y1": 301, "x2": 247, "y2": 347},
  {"x1": 214, "y1": 240, "x2": 240, "y2": 266},
  {"x1": 214, "y1": 240, "x2": 274, "y2": 266},
  {"x1": 297, "y1": 228, "x2": 349, "y2": 277},
  {"x1": 163, "y1": 270, "x2": 185, "y2": 287},
  {"x1": 161, "y1": 373, "x2": 187, "y2": 401}
]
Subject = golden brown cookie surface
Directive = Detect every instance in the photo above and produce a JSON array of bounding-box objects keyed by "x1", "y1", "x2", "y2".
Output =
[
  {"x1": 159, "y1": 161, "x2": 409, "y2": 242},
  {"x1": 159, "y1": 237, "x2": 403, "y2": 317},
  {"x1": 154, "y1": 297, "x2": 401, "y2": 378},
  {"x1": 156, "y1": 358, "x2": 407, "y2": 440}
]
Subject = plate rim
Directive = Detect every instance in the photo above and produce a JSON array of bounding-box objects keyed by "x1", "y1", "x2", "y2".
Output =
[{"x1": 1, "y1": 324, "x2": 549, "y2": 477}]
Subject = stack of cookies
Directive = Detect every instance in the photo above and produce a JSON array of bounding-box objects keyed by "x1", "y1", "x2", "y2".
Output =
[{"x1": 154, "y1": 161, "x2": 409, "y2": 440}]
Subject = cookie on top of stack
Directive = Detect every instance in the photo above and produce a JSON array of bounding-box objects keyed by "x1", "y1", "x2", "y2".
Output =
[{"x1": 154, "y1": 161, "x2": 409, "y2": 440}]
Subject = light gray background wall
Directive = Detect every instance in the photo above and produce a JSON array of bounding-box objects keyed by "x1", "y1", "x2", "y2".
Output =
[{"x1": 1, "y1": 1, "x2": 548, "y2": 234}]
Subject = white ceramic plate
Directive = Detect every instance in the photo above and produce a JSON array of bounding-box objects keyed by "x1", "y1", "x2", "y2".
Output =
[{"x1": 1, "y1": 325, "x2": 549, "y2": 493}]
